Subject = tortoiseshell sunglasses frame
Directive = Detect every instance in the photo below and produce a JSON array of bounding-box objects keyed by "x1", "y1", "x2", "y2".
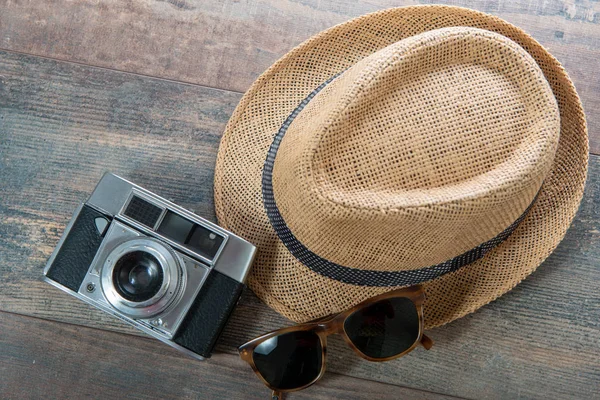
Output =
[{"x1": 238, "y1": 285, "x2": 433, "y2": 396}]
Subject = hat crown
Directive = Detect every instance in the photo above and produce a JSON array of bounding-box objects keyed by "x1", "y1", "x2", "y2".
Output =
[{"x1": 271, "y1": 27, "x2": 560, "y2": 271}]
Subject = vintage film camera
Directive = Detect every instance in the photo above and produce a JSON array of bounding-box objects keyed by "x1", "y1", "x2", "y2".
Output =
[{"x1": 43, "y1": 173, "x2": 256, "y2": 360}]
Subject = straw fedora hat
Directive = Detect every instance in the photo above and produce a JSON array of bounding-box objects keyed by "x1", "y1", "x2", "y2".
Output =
[{"x1": 214, "y1": 5, "x2": 588, "y2": 328}]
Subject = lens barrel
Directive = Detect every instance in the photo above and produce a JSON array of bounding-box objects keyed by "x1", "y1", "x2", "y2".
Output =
[
  {"x1": 101, "y1": 238, "x2": 182, "y2": 318},
  {"x1": 113, "y1": 251, "x2": 164, "y2": 302}
]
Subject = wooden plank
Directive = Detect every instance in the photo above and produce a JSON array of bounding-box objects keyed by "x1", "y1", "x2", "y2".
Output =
[
  {"x1": 0, "y1": 50, "x2": 599, "y2": 399},
  {"x1": 0, "y1": 311, "x2": 455, "y2": 400},
  {"x1": 1, "y1": 0, "x2": 599, "y2": 153}
]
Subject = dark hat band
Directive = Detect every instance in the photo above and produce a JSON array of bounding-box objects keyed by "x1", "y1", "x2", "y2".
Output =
[{"x1": 261, "y1": 75, "x2": 537, "y2": 287}]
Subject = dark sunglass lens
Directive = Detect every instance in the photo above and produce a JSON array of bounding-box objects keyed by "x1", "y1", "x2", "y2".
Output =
[
  {"x1": 252, "y1": 331, "x2": 322, "y2": 390},
  {"x1": 344, "y1": 297, "x2": 419, "y2": 359}
]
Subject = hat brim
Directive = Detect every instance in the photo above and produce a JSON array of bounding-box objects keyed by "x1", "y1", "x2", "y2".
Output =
[{"x1": 214, "y1": 5, "x2": 588, "y2": 328}]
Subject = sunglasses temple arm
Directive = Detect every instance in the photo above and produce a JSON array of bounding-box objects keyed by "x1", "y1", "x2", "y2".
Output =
[
  {"x1": 420, "y1": 334, "x2": 434, "y2": 350},
  {"x1": 271, "y1": 390, "x2": 284, "y2": 400}
]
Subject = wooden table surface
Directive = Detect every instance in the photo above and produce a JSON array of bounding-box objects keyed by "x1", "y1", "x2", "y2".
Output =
[{"x1": 1, "y1": 1, "x2": 599, "y2": 399}]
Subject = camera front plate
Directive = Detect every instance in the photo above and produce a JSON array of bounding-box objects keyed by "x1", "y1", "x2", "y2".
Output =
[{"x1": 78, "y1": 220, "x2": 210, "y2": 339}]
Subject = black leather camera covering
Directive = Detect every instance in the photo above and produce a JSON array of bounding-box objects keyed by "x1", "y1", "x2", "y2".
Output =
[
  {"x1": 46, "y1": 205, "x2": 110, "y2": 291},
  {"x1": 174, "y1": 270, "x2": 244, "y2": 358}
]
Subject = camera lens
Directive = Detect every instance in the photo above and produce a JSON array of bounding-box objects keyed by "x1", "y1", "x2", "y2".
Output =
[{"x1": 112, "y1": 251, "x2": 164, "y2": 302}]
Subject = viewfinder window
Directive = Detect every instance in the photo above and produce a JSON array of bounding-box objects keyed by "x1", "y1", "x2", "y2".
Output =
[{"x1": 157, "y1": 211, "x2": 194, "y2": 243}]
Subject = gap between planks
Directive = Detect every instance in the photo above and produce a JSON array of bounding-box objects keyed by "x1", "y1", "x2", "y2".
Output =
[{"x1": 0, "y1": 46, "x2": 245, "y2": 95}]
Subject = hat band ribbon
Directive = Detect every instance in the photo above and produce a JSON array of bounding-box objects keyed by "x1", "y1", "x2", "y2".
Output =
[{"x1": 262, "y1": 75, "x2": 538, "y2": 287}]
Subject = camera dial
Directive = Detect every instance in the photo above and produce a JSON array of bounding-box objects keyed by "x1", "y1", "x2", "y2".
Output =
[{"x1": 101, "y1": 237, "x2": 184, "y2": 319}]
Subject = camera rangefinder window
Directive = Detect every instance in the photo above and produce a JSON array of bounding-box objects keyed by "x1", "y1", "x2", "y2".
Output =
[
  {"x1": 158, "y1": 211, "x2": 224, "y2": 260},
  {"x1": 113, "y1": 251, "x2": 164, "y2": 302},
  {"x1": 187, "y1": 224, "x2": 224, "y2": 259}
]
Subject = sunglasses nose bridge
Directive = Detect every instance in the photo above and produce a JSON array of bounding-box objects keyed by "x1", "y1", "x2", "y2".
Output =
[
  {"x1": 319, "y1": 324, "x2": 335, "y2": 335},
  {"x1": 318, "y1": 320, "x2": 345, "y2": 336}
]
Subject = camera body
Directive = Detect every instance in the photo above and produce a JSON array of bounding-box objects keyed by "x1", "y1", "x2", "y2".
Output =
[{"x1": 43, "y1": 173, "x2": 256, "y2": 360}]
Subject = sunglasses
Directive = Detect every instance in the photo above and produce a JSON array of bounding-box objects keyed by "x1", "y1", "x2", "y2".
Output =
[{"x1": 239, "y1": 285, "x2": 432, "y2": 399}]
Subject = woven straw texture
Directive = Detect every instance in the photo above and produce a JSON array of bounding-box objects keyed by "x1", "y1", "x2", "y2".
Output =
[{"x1": 214, "y1": 6, "x2": 588, "y2": 328}]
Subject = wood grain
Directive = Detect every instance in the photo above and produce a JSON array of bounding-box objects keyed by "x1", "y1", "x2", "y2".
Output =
[
  {"x1": 0, "y1": 311, "x2": 456, "y2": 400},
  {"x1": 1, "y1": 50, "x2": 599, "y2": 399},
  {"x1": 1, "y1": 0, "x2": 599, "y2": 153}
]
